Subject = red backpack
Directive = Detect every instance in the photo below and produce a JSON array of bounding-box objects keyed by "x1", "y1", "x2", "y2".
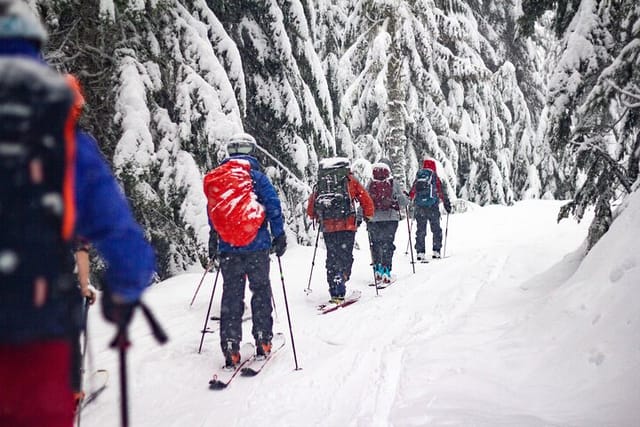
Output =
[
  {"x1": 203, "y1": 159, "x2": 266, "y2": 246},
  {"x1": 369, "y1": 164, "x2": 398, "y2": 211}
]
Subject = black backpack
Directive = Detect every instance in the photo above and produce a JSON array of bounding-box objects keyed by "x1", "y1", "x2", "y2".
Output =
[
  {"x1": 0, "y1": 58, "x2": 76, "y2": 315},
  {"x1": 313, "y1": 158, "x2": 354, "y2": 220}
]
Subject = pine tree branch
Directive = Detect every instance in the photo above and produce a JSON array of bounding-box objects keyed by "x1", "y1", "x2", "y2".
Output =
[{"x1": 607, "y1": 79, "x2": 640, "y2": 108}]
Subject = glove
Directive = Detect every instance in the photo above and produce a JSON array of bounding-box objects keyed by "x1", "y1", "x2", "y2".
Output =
[
  {"x1": 101, "y1": 290, "x2": 137, "y2": 328},
  {"x1": 444, "y1": 200, "x2": 452, "y2": 214},
  {"x1": 82, "y1": 283, "x2": 97, "y2": 305},
  {"x1": 272, "y1": 233, "x2": 287, "y2": 257}
]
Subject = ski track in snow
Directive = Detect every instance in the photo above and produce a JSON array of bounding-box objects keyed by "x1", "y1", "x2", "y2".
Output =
[{"x1": 78, "y1": 200, "x2": 640, "y2": 427}]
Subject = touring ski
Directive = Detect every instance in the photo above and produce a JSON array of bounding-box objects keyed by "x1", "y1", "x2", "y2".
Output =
[
  {"x1": 317, "y1": 290, "x2": 362, "y2": 314},
  {"x1": 208, "y1": 343, "x2": 255, "y2": 390},
  {"x1": 80, "y1": 369, "x2": 109, "y2": 408},
  {"x1": 368, "y1": 278, "x2": 396, "y2": 289},
  {"x1": 240, "y1": 332, "x2": 286, "y2": 377}
]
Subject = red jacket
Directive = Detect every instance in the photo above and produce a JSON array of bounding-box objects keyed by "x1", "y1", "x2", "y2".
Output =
[
  {"x1": 307, "y1": 174, "x2": 374, "y2": 232},
  {"x1": 409, "y1": 159, "x2": 445, "y2": 202}
]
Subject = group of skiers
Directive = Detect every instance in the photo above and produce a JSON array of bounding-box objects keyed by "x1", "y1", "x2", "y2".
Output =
[
  {"x1": 204, "y1": 138, "x2": 452, "y2": 370},
  {"x1": 0, "y1": 2, "x2": 453, "y2": 425}
]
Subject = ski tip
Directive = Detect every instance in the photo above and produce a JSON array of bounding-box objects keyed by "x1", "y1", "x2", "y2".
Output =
[
  {"x1": 240, "y1": 368, "x2": 258, "y2": 377},
  {"x1": 208, "y1": 379, "x2": 227, "y2": 390}
]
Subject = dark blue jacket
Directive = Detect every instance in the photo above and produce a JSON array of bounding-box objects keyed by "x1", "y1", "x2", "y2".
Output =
[
  {"x1": 0, "y1": 42, "x2": 155, "y2": 342},
  {"x1": 215, "y1": 154, "x2": 285, "y2": 253}
]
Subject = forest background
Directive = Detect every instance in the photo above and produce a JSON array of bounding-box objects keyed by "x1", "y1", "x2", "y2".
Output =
[{"x1": 30, "y1": 0, "x2": 640, "y2": 279}]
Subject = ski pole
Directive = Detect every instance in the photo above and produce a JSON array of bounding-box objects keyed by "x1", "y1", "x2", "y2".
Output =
[
  {"x1": 304, "y1": 226, "x2": 321, "y2": 295},
  {"x1": 277, "y1": 256, "x2": 301, "y2": 370},
  {"x1": 366, "y1": 227, "x2": 379, "y2": 296},
  {"x1": 189, "y1": 258, "x2": 215, "y2": 307},
  {"x1": 76, "y1": 297, "x2": 91, "y2": 427},
  {"x1": 108, "y1": 326, "x2": 130, "y2": 427},
  {"x1": 443, "y1": 213, "x2": 450, "y2": 258},
  {"x1": 404, "y1": 217, "x2": 413, "y2": 254},
  {"x1": 198, "y1": 268, "x2": 220, "y2": 353},
  {"x1": 109, "y1": 302, "x2": 166, "y2": 427},
  {"x1": 405, "y1": 206, "x2": 415, "y2": 273}
]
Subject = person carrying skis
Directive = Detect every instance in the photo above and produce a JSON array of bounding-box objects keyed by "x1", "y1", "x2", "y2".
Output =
[
  {"x1": 306, "y1": 157, "x2": 374, "y2": 302},
  {"x1": 366, "y1": 159, "x2": 409, "y2": 284},
  {"x1": 204, "y1": 133, "x2": 286, "y2": 368},
  {"x1": 408, "y1": 158, "x2": 452, "y2": 260},
  {"x1": 0, "y1": 3, "x2": 156, "y2": 427}
]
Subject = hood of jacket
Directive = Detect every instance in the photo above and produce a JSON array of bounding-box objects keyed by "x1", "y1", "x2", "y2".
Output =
[{"x1": 422, "y1": 159, "x2": 436, "y2": 171}]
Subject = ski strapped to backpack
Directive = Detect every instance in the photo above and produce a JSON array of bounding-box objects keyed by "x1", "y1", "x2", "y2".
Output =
[
  {"x1": 369, "y1": 163, "x2": 399, "y2": 211},
  {"x1": 313, "y1": 157, "x2": 354, "y2": 220},
  {"x1": 0, "y1": 57, "x2": 79, "y2": 336},
  {"x1": 414, "y1": 168, "x2": 439, "y2": 207}
]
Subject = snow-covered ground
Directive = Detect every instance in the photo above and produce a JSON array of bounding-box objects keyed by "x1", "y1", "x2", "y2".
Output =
[{"x1": 82, "y1": 198, "x2": 640, "y2": 427}]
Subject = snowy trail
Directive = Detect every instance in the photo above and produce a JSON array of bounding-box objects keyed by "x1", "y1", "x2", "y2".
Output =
[{"x1": 81, "y1": 200, "x2": 639, "y2": 427}]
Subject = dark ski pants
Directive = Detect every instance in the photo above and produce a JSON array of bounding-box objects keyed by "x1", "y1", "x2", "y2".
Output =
[
  {"x1": 219, "y1": 250, "x2": 273, "y2": 353},
  {"x1": 414, "y1": 205, "x2": 442, "y2": 253},
  {"x1": 323, "y1": 230, "x2": 356, "y2": 297},
  {"x1": 367, "y1": 221, "x2": 399, "y2": 269}
]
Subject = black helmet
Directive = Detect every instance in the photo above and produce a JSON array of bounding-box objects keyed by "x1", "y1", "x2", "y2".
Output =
[
  {"x1": 0, "y1": 0, "x2": 47, "y2": 47},
  {"x1": 226, "y1": 133, "x2": 257, "y2": 156}
]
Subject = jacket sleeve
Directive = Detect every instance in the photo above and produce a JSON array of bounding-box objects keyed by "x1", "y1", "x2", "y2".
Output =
[
  {"x1": 436, "y1": 176, "x2": 445, "y2": 203},
  {"x1": 74, "y1": 132, "x2": 155, "y2": 302},
  {"x1": 307, "y1": 192, "x2": 316, "y2": 218},
  {"x1": 253, "y1": 171, "x2": 285, "y2": 238},
  {"x1": 350, "y1": 177, "x2": 375, "y2": 218},
  {"x1": 408, "y1": 181, "x2": 416, "y2": 200}
]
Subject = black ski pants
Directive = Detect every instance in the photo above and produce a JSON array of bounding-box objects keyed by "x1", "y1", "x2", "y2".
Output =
[
  {"x1": 414, "y1": 205, "x2": 442, "y2": 253},
  {"x1": 367, "y1": 221, "x2": 399, "y2": 269},
  {"x1": 219, "y1": 250, "x2": 273, "y2": 352},
  {"x1": 323, "y1": 230, "x2": 356, "y2": 297}
]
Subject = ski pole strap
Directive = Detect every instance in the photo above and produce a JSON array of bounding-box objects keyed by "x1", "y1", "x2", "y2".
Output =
[{"x1": 140, "y1": 302, "x2": 169, "y2": 344}]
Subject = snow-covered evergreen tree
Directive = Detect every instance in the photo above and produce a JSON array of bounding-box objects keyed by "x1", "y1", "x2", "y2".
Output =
[
  {"x1": 316, "y1": 0, "x2": 546, "y2": 204},
  {"x1": 521, "y1": 0, "x2": 640, "y2": 249}
]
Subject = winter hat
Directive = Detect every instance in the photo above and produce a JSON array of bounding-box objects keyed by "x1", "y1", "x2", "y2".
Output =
[
  {"x1": 226, "y1": 133, "x2": 257, "y2": 156},
  {"x1": 422, "y1": 158, "x2": 437, "y2": 172},
  {"x1": 372, "y1": 162, "x2": 391, "y2": 180},
  {"x1": 0, "y1": 0, "x2": 47, "y2": 47}
]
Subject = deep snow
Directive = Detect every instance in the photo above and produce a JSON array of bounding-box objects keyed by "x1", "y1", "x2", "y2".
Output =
[{"x1": 82, "y1": 198, "x2": 639, "y2": 427}]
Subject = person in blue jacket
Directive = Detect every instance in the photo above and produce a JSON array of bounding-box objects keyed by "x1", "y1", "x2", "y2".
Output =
[
  {"x1": 0, "y1": 3, "x2": 155, "y2": 426},
  {"x1": 205, "y1": 133, "x2": 286, "y2": 368}
]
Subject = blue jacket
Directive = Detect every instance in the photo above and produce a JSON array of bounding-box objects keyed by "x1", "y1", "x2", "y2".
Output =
[
  {"x1": 0, "y1": 43, "x2": 155, "y2": 342},
  {"x1": 214, "y1": 154, "x2": 285, "y2": 253}
]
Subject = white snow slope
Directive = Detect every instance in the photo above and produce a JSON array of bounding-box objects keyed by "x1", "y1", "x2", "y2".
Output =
[{"x1": 83, "y1": 198, "x2": 640, "y2": 427}]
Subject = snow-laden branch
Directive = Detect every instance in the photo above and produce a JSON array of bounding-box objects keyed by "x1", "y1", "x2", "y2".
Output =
[
  {"x1": 607, "y1": 79, "x2": 640, "y2": 108},
  {"x1": 255, "y1": 144, "x2": 312, "y2": 192}
]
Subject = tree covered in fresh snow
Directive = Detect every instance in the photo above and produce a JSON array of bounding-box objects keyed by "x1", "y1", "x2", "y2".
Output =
[
  {"x1": 31, "y1": 0, "x2": 567, "y2": 277},
  {"x1": 38, "y1": 0, "x2": 245, "y2": 277},
  {"x1": 314, "y1": 0, "x2": 548, "y2": 203},
  {"x1": 206, "y1": 0, "x2": 336, "y2": 243},
  {"x1": 520, "y1": 0, "x2": 640, "y2": 249}
]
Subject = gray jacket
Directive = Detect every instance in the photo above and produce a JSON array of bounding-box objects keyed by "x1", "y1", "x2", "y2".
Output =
[{"x1": 366, "y1": 179, "x2": 410, "y2": 222}]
